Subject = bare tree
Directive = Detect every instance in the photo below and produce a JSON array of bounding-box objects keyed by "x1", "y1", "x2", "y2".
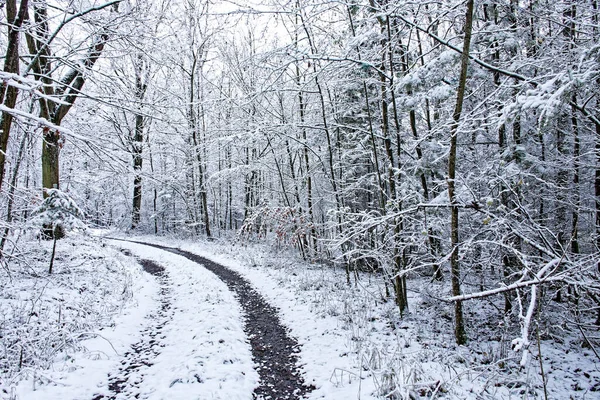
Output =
[{"x1": 25, "y1": 1, "x2": 118, "y2": 200}]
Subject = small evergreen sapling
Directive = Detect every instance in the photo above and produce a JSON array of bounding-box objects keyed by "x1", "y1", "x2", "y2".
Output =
[{"x1": 29, "y1": 189, "x2": 86, "y2": 273}]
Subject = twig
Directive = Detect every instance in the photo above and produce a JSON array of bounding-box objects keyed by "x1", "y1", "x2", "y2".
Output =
[
  {"x1": 75, "y1": 332, "x2": 121, "y2": 356},
  {"x1": 576, "y1": 324, "x2": 600, "y2": 362}
]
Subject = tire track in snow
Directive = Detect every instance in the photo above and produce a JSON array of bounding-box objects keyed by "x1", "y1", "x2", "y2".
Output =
[
  {"x1": 92, "y1": 258, "x2": 174, "y2": 400},
  {"x1": 111, "y1": 239, "x2": 314, "y2": 400}
]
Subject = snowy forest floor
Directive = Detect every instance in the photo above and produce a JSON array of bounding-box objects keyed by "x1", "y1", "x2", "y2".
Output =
[{"x1": 0, "y1": 231, "x2": 598, "y2": 399}]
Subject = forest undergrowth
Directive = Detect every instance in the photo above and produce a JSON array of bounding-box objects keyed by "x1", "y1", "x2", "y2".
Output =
[
  {"x1": 184, "y1": 236, "x2": 600, "y2": 400},
  {"x1": 0, "y1": 232, "x2": 598, "y2": 399},
  {"x1": 0, "y1": 234, "x2": 140, "y2": 399}
]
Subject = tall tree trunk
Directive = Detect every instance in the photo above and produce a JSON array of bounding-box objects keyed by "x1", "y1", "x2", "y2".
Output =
[
  {"x1": 294, "y1": 8, "x2": 319, "y2": 254},
  {"x1": 592, "y1": 4, "x2": 600, "y2": 293},
  {"x1": 297, "y1": 71, "x2": 317, "y2": 254},
  {"x1": 374, "y1": 8, "x2": 407, "y2": 315},
  {"x1": 187, "y1": 54, "x2": 211, "y2": 238},
  {"x1": 570, "y1": 96, "x2": 580, "y2": 254},
  {"x1": 131, "y1": 54, "x2": 148, "y2": 229},
  {"x1": 0, "y1": 0, "x2": 29, "y2": 190},
  {"x1": 198, "y1": 100, "x2": 211, "y2": 237},
  {"x1": 147, "y1": 134, "x2": 158, "y2": 234},
  {"x1": 131, "y1": 113, "x2": 144, "y2": 229},
  {"x1": 448, "y1": 0, "x2": 474, "y2": 346}
]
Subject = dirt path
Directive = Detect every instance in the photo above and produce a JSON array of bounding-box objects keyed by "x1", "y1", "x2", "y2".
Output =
[
  {"x1": 106, "y1": 239, "x2": 314, "y2": 400},
  {"x1": 93, "y1": 258, "x2": 173, "y2": 400}
]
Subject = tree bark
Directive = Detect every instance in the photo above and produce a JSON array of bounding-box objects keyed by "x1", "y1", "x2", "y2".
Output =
[
  {"x1": 131, "y1": 114, "x2": 144, "y2": 229},
  {"x1": 0, "y1": 0, "x2": 29, "y2": 190},
  {"x1": 570, "y1": 96, "x2": 580, "y2": 254},
  {"x1": 131, "y1": 53, "x2": 149, "y2": 230},
  {"x1": 448, "y1": 0, "x2": 474, "y2": 346}
]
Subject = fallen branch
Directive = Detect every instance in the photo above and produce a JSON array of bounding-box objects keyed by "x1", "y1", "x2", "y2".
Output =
[{"x1": 446, "y1": 259, "x2": 562, "y2": 302}]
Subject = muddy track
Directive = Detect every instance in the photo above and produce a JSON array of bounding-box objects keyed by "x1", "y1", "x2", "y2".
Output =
[
  {"x1": 110, "y1": 238, "x2": 314, "y2": 400},
  {"x1": 92, "y1": 258, "x2": 173, "y2": 400}
]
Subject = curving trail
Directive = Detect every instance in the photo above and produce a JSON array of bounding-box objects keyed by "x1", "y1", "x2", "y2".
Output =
[
  {"x1": 105, "y1": 239, "x2": 313, "y2": 400},
  {"x1": 92, "y1": 259, "x2": 173, "y2": 400}
]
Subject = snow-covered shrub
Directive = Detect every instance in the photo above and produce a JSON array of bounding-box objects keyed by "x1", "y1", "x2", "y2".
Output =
[
  {"x1": 27, "y1": 189, "x2": 87, "y2": 274},
  {"x1": 238, "y1": 204, "x2": 313, "y2": 251},
  {"x1": 29, "y1": 189, "x2": 86, "y2": 240}
]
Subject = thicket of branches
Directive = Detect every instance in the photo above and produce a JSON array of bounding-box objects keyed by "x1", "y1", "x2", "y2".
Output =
[{"x1": 1, "y1": 0, "x2": 599, "y2": 373}]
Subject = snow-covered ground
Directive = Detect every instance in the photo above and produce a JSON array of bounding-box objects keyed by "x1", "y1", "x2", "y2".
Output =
[
  {"x1": 2, "y1": 232, "x2": 598, "y2": 399},
  {"x1": 92, "y1": 240, "x2": 257, "y2": 400},
  {"x1": 1, "y1": 235, "x2": 256, "y2": 400},
  {"x1": 0, "y1": 235, "x2": 153, "y2": 399},
  {"x1": 118, "y1": 235, "x2": 600, "y2": 400}
]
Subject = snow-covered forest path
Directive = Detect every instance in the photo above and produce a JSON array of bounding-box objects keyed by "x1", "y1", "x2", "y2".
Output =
[
  {"x1": 92, "y1": 258, "x2": 174, "y2": 400},
  {"x1": 103, "y1": 238, "x2": 313, "y2": 400}
]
